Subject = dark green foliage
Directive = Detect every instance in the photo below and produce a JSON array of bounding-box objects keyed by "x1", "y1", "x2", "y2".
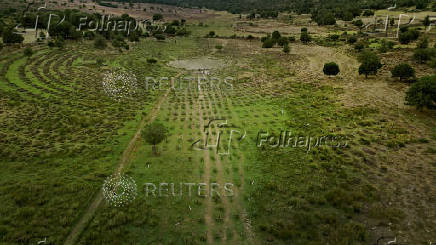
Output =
[
  {"x1": 147, "y1": 58, "x2": 157, "y2": 64},
  {"x1": 277, "y1": 37, "x2": 289, "y2": 46},
  {"x1": 141, "y1": 122, "x2": 168, "y2": 155},
  {"x1": 352, "y1": 19, "x2": 363, "y2": 28},
  {"x1": 94, "y1": 35, "x2": 107, "y2": 49},
  {"x1": 323, "y1": 62, "x2": 340, "y2": 76},
  {"x1": 347, "y1": 36, "x2": 357, "y2": 44},
  {"x1": 23, "y1": 47, "x2": 33, "y2": 57},
  {"x1": 354, "y1": 41, "x2": 366, "y2": 51},
  {"x1": 363, "y1": 9, "x2": 374, "y2": 16},
  {"x1": 154, "y1": 34, "x2": 166, "y2": 40},
  {"x1": 413, "y1": 48, "x2": 436, "y2": 63},
  {"x1": 405, "y1": 75, "x2": 436, "y2": 110},
  {"x1": 417, "y1": 36, "x2": 429, "y2": 49},
  {"x1": 399, "y1": 29, "x2": 420, "y2": 44},
  {"x1": 262, "y1": 38, "x2": 274, "y2": 48},
  {"x1": 358, "y1": 51, "x2": 382, "y2": 78},
  {"x1": 271, "y1": 30, "x2": 281, "y2": 40},
  {"x1": 283, "y1": 43, "x2": 290, "y2": 53},
  {"x1": 152, "y1": 13, "x2": 163, "y2": 21},
  {"x1": 391, "y1": 63, "x2": 415, "y2": 81},
  {"x1": 2, "y1": 28, "x2": 24, "y2": 44},
  {"x1": 312, "y1": 9, "x2": 336, "y2": 25},
  {"x1": 423, "y1": 15, "x2": 431, "y2": 26},
  {"x1": 288, "y1": 36, "x2": 296, "y2": 42},
  {"x1": 300, "y1": 31, "x2": 311, "y2": 44}
]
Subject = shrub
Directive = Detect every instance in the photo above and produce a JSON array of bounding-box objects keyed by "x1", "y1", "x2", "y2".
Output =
[
  {"x1": 215, "y1": 45, "x2": 223, "y2": 50},
  {"x1": 277, "y1": 37, "x2": 289, "y2": 46},
  {"x1": 141, "y1": 122, "x2": 168, "y2": 155},
  {"x1": 96, "y1": 58, "x2": 104, "y2": 66},
  {"x1": 154, "y1": 34, "x2": 166, "y2": 40},
  {"x1": 347, "y1": 36, "x2": 357, "y2": 44},
  {"x1": 399, "y1": 29, "x2": 420, "y2": 44},
  {"x1": 358, "y1": 51, "x2": 382, "y2": 78},
  {"x1": 283, "y1": 43, "x2": 290, "y2": 53},
  {"x1": 147, "y1": 58, "x2": 157, "y2": 64},
  {"x1": 153, "y1": 14, "x2": 163, "y2": 21},
  {"x1": 417, "y1": 36, "x2": 429, "y2": 49},
  {"x1": 354, "y1": 41, "x2": 365, "y2": 51},
  {"x1": 272, "y1": 30, "x2": 281, "y2": 40},
  {"x1": 94, "y1": 36, "x2": 107, "y2": 49},
  {"x1": 405, "y1": 75, "x2": 436, "y2": 110},
  {"x1": 323, "y1": 62, "x2": 340, "y2": 76},
  {"x1": 352, "y1": 19, "x2": 363, "y2": 28},
  {"x1": 288, "y1": 36, "x2": 296, "y2": 42},
  {"x1": 262, "y1": 38, "x2": 274, "y2": 48},
  {"x1": 300, "y1": 31, "x2": 311, "y2": 43},
  {"x1": 391, "y1": 63, "x2": 415, "y2": 81},
  {"x1": 208, "y1": 31, "x2": 216, "y2": 37},
  {"x1": 2, "y1": 28, "x2": 24, "y2": 44},
  {"x1": 413, "y1": 48, "x2": 436, "y2": 64},
  {"x1": 301, "y1": 27, "x2": 308, "y2": 33},
  {"x1": 363, "y1": 10, "x2": 374, "y2": 16},
  {"x1": 23, "y1": 47, "x2": 33, "y2": 57}
]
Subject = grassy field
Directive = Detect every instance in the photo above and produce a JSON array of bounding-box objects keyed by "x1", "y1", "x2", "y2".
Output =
[{"x1": 0, "y1": 6, "x2": 435, "y2": 245}]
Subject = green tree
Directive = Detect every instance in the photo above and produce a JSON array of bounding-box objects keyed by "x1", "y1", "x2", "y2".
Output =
[
  {"x1": 358, "y1": 51, "x2": 382, "y2": 78},
  {"x1": 142, "y1": 122, "x2": 168, "y2": 155},
  {"x1": 352, "y1": 19, "x2": 363, "y2": 28},
  {"x1": 2, "y1": 28, "x2": 24, "y2": 44},
  {"x1": 391, "y1": 63, "x2": 415, "y2": 81},
  {"x1": 413, "y1": 48, "x2": 435, "y2": 64},
  {"x1": 405, "y1": 75, "x2": 436, "y2": 110},
  {"x1": 417, "y1": 36, "x2": 429, "y2": 49},
  {"x1": 272, "y1": 30, "x2": 281, "y2": 40},
  {"x1": 323, "y1": 62, "x2": 340, "y2": 76}
]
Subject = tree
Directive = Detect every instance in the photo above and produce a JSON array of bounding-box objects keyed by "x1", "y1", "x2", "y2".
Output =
[
  {"x1": 405, "y1": 75, "x2": 436, "y2": 110},
  {"x1": 208, "y1": 31, "x2": 216, "y2": 37},
  {"x1": 300, "y1": 31, "x2": 311, "y2": 43},
  {"x1": 423, "y1": 15, "x2": 430, "y2": 27},
  {"x1": 142, "y1": 122, "x2": 168, "y2": 155},
  {"x1": 413, "y1": 48, "x2": 435, "y2": 64},
  {"x1": 352, "y1": 19, "x2": 363, "y2": 28},
  {"x1": 358, "y1": 51, "x2": 382, "y2": 78},
  {"x1": 391, "y1": 63, "x2": 415, "y2": 81},
  {"x1": 283, "y1": 43, "x2": 290, "y2": 53},
  {"x1": 153, "y1": 13, "x2": 163, "y2": 21},
  {"x1": 94, "y1": 35, "x2": 107, "y2": 49},
  {"x1": 2, "y1": 28, "x2": 24, "y2": 44},
  {"x1": 272, "y1": 30, "x2": 281, "y2": 40},
  {"x1": 323, "y1": 62, "x2": 340, "y2": 76},
  {"x1": 24, "y1": 47, "x2": 33, "y2": 56},
  {"x1": 347, "y1": 36, "x2": 357, "y2": 44}
]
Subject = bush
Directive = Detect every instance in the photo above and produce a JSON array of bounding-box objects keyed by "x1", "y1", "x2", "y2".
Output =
[
  {"x1": 288, "y1": 36, "x2": 296, "y2": 42},
  {"x1": 391, "y1": 63, "x2": 415, "y2": 81},
  {"x1": 94, "y1": 36, "x2": 107, "y2": 49},
  {"x1": 215, "y1": 45, "x2": 223, "y2": 50},
  {"x1": 354, "y1": 41, "x2": 366, "y2": 51},
  {"x1": 154, "y1": 34, "x2": 166, "y2": 40},
  {"x1": 300, "y1": 31, "x2": 311, "y2": 43},
  {"x1": 262, "y1": 38, "x2": 274, "y2": 48},
  {"x1": 283, "y1": 43, "x2": 290, "y2": 53},
  {"x1": 323, "y1": 62, "x2": 340, "y2": 76},
  {"x1": 24, "y1": 47, "x2": 33, "y2": 57},
  {"x1": 347, "y1": 36, "x2": 357, "y2": 44},
  {"x1": 413, "y1": 48, "x2": 436, "y2": 63},
  {"x1": 399, "y1": 29, "x2": 420, "y2": 44},
  {"x1": 153, "y1": 14, "x2": 163, "y2": 21},
  {"x1": 352, "y1": 19, "x2": 364, "y2": 28},
  {"x1": 96, "y1": 58, "x2": 104, "y2": 66},
  {"x1": 147, "y1": 58, "x2": 157, "y2": 64},
  {"x1": 277, "y1": 37, "x2": 289, "y2": 46},
  {"x1": 417, "y1": 36, "x2": 429, "y2": 49},
  {"x1": 208, "y1": 31, "x2": 215, "y2": 37},
  {"x1": 2, "y1": 28, "x2": 24, "y2": 44},
  {"x1": 272, "y1": 30, "x2": 281, "y2": 40},
  {"x1": 405, "y1": 75, "x2": 436, "y2": 110}
]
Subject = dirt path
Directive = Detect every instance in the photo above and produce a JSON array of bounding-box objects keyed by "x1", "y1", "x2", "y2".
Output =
[{"x1": 64, "y1": 88, "x2": 171, "y2": 245}]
